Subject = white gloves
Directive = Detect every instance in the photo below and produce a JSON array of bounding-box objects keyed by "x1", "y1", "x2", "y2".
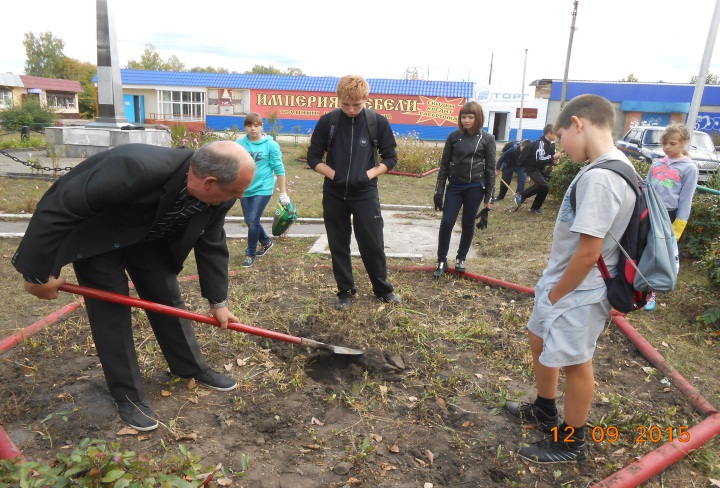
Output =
[{"x1": 279, "y1": 193, "x2": 291, "y2": 206}]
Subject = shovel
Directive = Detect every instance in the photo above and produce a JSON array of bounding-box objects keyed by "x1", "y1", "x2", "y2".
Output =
[{"x1": 59, "y1": 283, "x2": 363, "y2": 356}]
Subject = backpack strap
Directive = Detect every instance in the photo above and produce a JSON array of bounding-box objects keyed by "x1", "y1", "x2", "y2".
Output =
[
  {"x1": 570, "y1": 160, "x2": 640, "y2": 213},
  {"x1": 327, "y1": 107, "x2": 379, "y2": 166}
]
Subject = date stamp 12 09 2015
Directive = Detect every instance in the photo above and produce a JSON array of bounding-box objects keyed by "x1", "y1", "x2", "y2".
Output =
[{"x1": 551, "y1": 425, "x2": 691, "y2": 444}]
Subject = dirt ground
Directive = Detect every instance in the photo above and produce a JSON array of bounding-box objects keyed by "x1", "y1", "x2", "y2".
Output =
[{"x1": 1, "y1": 228, "x2": 717, "y2": 488}]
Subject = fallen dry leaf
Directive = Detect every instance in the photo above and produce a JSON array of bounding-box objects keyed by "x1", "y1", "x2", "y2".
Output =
[
  {"x1": 216, "y1": 478, "x2": 233, "y2": 486},
  {"x1": 461, "y1": 421, "x2": 475, "y2": 428},
  {"x1": 187, "y1": 378, "x2": 197, "y2": 389},
  {"x1": 223, "y1": 362, "x2": 233, "y2": 371},
  {"x1": 387, "y1": 443, "x2": 400, "y2": 453},
  {"x1": 302, "y1": 444, "x2": 322, "y2": 450},
  {"x1": 236, "y1": 358, "x2": 247, "y2": 366},
  {"x1": 117, "y1": 427, "x2": 139, "y2": 436},
  {"x1": 414, "y1": 457, "x2": 428, "y2": 467},
  {"x1": 612, "y1": 448, "x2": 626, "y2": 456},
  {"x1": 641, "y1": 366, "x2": 654, "y2": 374},
  {"x1": 161, "y1": 390, "x2": 172, "y2": 397},
  {"x1": 197, "y1": 390, "x2": 211, "y2": 398},
  {"x1": 408, "y1": 396, "x2": 418, "y2": 402},
  {"x1": 174, "y1": 432, "x2": 198, "y2": 442},
  {"x1": 474, "y1": 373, "x2": 483, "y2": 379},
  {"x1": 56, "y1": 392, "x2": 72, "y2": 400},
  {"x1": 708, "y1": 478, "x2": 720, "y2": 487},
  {"x1": 379, "y1": 385, "x2": 388, "y2": 395},
  {"x1": 187, "y1": 396, "x2": 198, "y2": 404},
  {"x1": 424, "y1": 449, "x2": 434, "y2": 465},
  {"x1": 311, "y1": 417, "x2": 325, "y2": 426},
  {"x1": 499, "y1": 376, "x2": 513, "y2": 382},
  {"x1": 435, "y1": 397, "x2": 447, "y2": 410},
  {"x1": 370, "y1": 433, "x2": 383, "y2": 442}
]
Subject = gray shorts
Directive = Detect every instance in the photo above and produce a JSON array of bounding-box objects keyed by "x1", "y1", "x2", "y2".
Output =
[{"x1": 527, "y1": 277, "x2": 612, "y2": 368}]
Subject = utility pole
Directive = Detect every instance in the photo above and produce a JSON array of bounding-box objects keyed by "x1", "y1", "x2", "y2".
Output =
[
  {"x1": 489, "y1": 52, "x2": 494, "y2": 85},
  {"x1": 518, "y1": 49, "x2": 528, "y2": 141},
  {"x1": 687, "y1": 0, "x2": 720, "y2": 133},
  {"x1": 559, "y1": 0, "x2": 579, "y2": 109}
]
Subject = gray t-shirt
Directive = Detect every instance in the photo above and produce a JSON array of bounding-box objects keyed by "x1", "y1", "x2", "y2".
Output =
[{"x1": 541, "y1": 149, "x2": 636, "y2": 290}]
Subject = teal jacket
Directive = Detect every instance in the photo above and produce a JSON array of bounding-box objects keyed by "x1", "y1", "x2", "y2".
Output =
[{"x1": 236, "y1": 135, "x2": 285, "y2": 197}]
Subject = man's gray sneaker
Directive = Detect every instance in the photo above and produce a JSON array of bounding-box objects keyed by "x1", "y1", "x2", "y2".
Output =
[
  {"x1": 192, "y1": 369, "x2": 237, "y2": 391},
  {"x1": 117, "y1": 400, "x2": 158, "y2": 431},
  {"x1": 505, "y1": 400, "x2": 560, "y2": 433}
]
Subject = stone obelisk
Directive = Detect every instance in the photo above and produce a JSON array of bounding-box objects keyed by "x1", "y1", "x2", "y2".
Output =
[{"x1": 88, "y1": 0, "x2": 129, "y2": 127}]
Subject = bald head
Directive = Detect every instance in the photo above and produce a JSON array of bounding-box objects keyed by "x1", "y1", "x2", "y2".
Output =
[{"x1": 188, "y1": 140, "x2": 256, "y2": 205}]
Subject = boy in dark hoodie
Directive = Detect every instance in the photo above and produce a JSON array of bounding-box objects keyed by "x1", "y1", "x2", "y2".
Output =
[{"x1": 307, "y1": 75, "x2": 400, "y2": 310}]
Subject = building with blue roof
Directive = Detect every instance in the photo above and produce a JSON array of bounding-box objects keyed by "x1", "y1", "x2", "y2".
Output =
[
  {"x1": 113, "y1": 69, "x2": 475, "y2": 140},
  {"x1": 544, "y1": 80, "x2": 720, "y2": 139}
]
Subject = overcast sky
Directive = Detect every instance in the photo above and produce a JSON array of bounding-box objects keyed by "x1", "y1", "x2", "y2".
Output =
[{"x1": 2, "y1": 0, "x2": 719, "y2": 89}]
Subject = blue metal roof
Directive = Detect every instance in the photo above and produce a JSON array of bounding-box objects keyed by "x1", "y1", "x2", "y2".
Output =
[
  {"x1": 550, "y1": 81, "x2": 720, "y2": 106},
  {"x1": 112, "y1": 69, "x2": 473, "y2": 98}
]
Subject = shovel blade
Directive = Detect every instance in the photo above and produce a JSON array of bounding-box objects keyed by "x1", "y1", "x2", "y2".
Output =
[{"x1": 301, "y1": 338, "x2": 363, "y2": 356}]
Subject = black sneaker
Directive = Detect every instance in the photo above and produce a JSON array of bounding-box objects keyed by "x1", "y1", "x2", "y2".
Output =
[
  {"x1": 377, "y1": 292, "x2": 401, "y2": 304},
  {"x1": 117, "y1": 400, "x2": 158, "y2": 431},
  {"x1": 334, "y1": 293, "x2": 353, "y2": 310},
  {"x1": 455, "y1": 258, "x2": 466, "y2": 272},
  {"x1": 257, "y1": 240, "x2": 273, "y2": 256},
  {"x1": 505, "y1": 401, "x2": 560, "y2": 433},
  {"x1": 517, "y1": 435, "x2": 588, "y2": 464},
  {"x1": 192, "y1": 369, "x2": 237, "y2": 391},
  {"x1": 433, "y1": 259, "x2": 448, "y2": 278}
]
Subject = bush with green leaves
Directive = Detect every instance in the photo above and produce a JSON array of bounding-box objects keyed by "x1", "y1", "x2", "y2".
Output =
[
  {"x1": 0, "y1": 98, "x2": 58, "y2": 131},
  {"x1": 394, "y1": 131, "x2": 443, "y2": 174},
  {"x1": 681, "y1": 194, "x2": 720, "y2": 259},
  {"x1": 0, "y1": 438, "x2": 231, "y2": 487}
]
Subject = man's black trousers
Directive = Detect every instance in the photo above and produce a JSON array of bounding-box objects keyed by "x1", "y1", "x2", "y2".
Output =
[
  {"x1": 73, "y1": 240, "x2": 209, "y2": 404},
  {"x1": 322, "y1": 193, "x2": 394, "y2": 297},
  {"x1": 519, "y1": 167, "x2": 550, "y2": 210}
]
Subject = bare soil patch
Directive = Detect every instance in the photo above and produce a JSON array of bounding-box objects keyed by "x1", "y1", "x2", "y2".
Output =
[{"x1": 1, "y1": 231, "x2": 717, "y2": 487}]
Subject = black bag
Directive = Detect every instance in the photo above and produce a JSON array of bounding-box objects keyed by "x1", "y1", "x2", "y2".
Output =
[
  {"x1": 517, "y1": 140, "x2": 539, "y2": 167},
  {"x1": 501, "y1": 141, "x2": 519, "y2": 154}
]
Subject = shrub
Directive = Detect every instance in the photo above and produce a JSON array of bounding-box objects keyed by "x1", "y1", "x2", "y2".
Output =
[
  {"x1": 703, "y1": 168, "x2": 720, "y2": 191},
  {"x1": 394, "y1": 131, "x2": 443, "y2": 174},
  {"x1": 681, "y1": 194, "x2": 720, "y2": 259},
  {"x1": 0, "y1": 98, "x2": 58, "y2": 131},
  {"x1": 0, "y1": 135, "x2": 45, "y2": 149},
  {"x1": 171, "y1": 128, "x2": 220, "y2": 149}
]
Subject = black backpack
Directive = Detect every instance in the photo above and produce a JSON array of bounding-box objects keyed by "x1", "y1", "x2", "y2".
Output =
[
  {"x1": 327, "y1": 108, "x2": 378, "y2": 165},
  {"x1": 570, "y1": 159, "x2": 650, "y2": 313},
  {"x1": 517, "y1": 139, "x2": 540, "y2": 167},
  {"x1": 501, "y1": 141, "x2": 519, "y2": 154}
]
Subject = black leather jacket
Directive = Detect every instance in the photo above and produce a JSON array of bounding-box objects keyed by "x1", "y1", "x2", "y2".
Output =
[{"x1": 435, "y1": 129, "x2": 496, "y2": 203}]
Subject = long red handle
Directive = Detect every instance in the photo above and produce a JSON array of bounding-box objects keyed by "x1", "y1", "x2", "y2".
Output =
[{"x1": 59, "y1": 283, "x2": 303, "y2": 346}]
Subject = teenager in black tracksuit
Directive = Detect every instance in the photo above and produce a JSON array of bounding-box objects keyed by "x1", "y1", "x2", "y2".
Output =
[
  {"x1": 514, "y1": 124, "x2": 563, "y2": 213},
  {"x1": 307, "y1": 75, "x2": 400, "y2": 310},
  {"x1": 433, "y1": 101, "x2": 496, "y2": 277}
]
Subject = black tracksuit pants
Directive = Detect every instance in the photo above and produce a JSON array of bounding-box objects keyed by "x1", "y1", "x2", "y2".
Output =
[
  {"x1": 73, "y1": 240, "x2": 209, "y2": 403},
  {"x1": 322, "y1": 192, "x2": 394, "y2": 297},
  {"x1": 519, "y1": 167, "x2": 550, "y2": 210}
]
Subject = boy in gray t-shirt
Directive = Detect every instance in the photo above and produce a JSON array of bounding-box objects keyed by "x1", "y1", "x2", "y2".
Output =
[{"x1": 505, "y1": 95, "x2": 636, "y2": 463}]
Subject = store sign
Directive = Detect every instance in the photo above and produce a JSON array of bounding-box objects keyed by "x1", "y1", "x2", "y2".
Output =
[
  {"x1": 516, "y1": 107, "x2": 538, "y2": 118},
  {"x1": 27, "y1": 88, "x2": 42, "y2": 94},
  {"x1": 475, "y1": 86, "x2": 533, "y2": 104},
  {"x1": 250, "y1": 90, "x2": 465, "y2": 126}
]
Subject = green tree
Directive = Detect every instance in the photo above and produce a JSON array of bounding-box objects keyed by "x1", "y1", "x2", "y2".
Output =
[
  {"x1": 0, "y1": 97, "x2": 58, "y2": 130},
  {"x1": 190, "y1": 66, "x2": 231, "y2": 73},
  {"x1": 620, "y1": 73, "x2": 638, "y2": 82},
  {"x1": 23, "y1": 31, "x2": 67, "y2": 77},
  {"x1": 691, "y1": 72, "x2": 720, "y2": 84},
  {"x1": 126, "y1": 44, "x2": 166, "y2": 70},
  {"x1": 165, "y1": 54, "x2": 186, "y2": 72},
  {"x1": 244, "y1": 65, "x2": 305, "y2": 76},
  {"x1": 58, "y1": 57, "x2": 97, "y2": 118}
]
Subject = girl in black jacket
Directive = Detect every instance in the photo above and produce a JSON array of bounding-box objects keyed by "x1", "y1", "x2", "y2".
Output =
[{"x1": 433, "y1": 101, "x2": 496, "y2": 277}]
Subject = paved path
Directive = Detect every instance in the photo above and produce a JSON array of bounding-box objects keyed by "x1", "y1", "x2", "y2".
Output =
[{"x1": 0, "y1": 150, "x2": 471, "y2": 261}]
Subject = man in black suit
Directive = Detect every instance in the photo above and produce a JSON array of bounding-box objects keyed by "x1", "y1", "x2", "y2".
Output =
[{"x1": 12, "y1": 141, "x2": 255, "y2": 431}]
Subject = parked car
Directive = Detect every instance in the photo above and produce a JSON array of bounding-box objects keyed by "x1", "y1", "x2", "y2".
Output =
[{"x1": 616, "y1": 126, "x2": 720, "y2": 182}]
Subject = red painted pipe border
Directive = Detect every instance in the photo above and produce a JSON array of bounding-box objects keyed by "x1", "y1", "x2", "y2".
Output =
[{"x1": 1, "y1": 266, "x2": 718, "y2": 488}]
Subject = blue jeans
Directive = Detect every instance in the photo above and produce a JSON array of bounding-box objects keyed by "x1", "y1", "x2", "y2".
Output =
[
  {"x1": 496, "y1": 166, "x2": 526, "y2": 199},
  {"x1": 240, "y1": 195, "x2": 272, "y2": 257},
  {"x1": 437, "y1": 184, "x2": 484, "y2": 261}
]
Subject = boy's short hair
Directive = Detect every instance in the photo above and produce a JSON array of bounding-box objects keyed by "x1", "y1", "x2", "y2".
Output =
[
  {"x1": 244, "y1": 113, "x2": 263, "y2": 127},
  {"x1": 542, "y1": 124, "x2": 554, "y2": 135},
  {"x1": 521, "y1": 138, "x2": 532, "y2": 148},
  {"x1": 555, "y1": 94, "x2": 615, "y2": 131},
  {"x1": 458, "y1": 101, "x2": 485, "y2": 133},
  {"x1": 336, "y1": 75, "x2": 370, "y2": 100}
]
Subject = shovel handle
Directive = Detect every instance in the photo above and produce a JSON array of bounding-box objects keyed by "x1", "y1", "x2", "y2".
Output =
[{"x1": 58, "y1": 283, "x2": 303, "y2": 346}]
